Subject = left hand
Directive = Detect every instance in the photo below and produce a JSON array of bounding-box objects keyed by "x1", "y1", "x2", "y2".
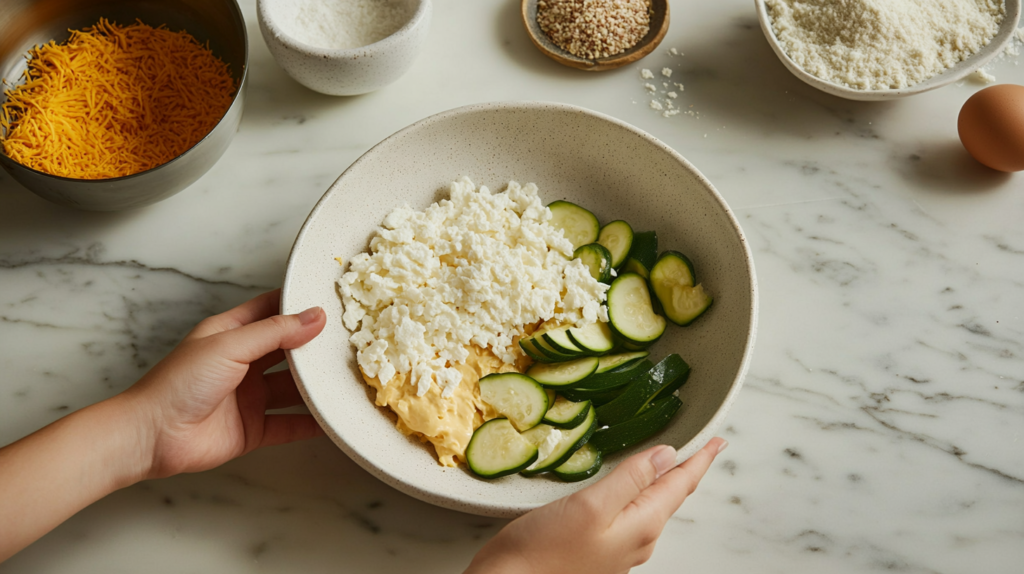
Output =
[{"x1": 123, "y1": 289, "x2": 327, "y2": 479}]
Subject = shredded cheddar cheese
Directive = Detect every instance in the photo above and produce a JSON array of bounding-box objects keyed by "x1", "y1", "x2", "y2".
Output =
[{"x1": 0, "y1": 19, "x2": 236, "y2": 179}]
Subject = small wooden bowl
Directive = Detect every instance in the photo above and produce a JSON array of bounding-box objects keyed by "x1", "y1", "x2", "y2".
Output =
[{"x1": 521, "y1": 0, "x2": 669, "y2": 71}]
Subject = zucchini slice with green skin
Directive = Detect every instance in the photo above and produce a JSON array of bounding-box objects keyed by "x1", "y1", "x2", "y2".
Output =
[
  {"x1": 595, "y1": 354, "x2": 690, "y2": 426},
  {"x1": 590, "y1": 395, "x2": 682, "y2": 456},
  {"x1": 573, "y1": 243, "x2": 613, "y2": 283},
  {"x1": 595, "y1": 351, "x2": 650, "y2": 374},
  {"x1": 650, "y1": 251, "x2": 714, "y2": 326},
  {"x1": 626, "y1": 231, "x2": 658, "y2": 270},
  {"x1": 542, "y1": 396, "x2": 592, "y2": 429},
  {"x1": 466, "y1": 418, "x2": 539, "y2": 478},
  {"x1": 571, "y1": 359, "x2": 654, "y2": 392},
  {"x1": 548, "y1": 201, "x2": 599, "y2": 249},
  {"x1": 597, "y1": 221, "x2": 634, "y2": 268},
  {"x1": 520, "y1": 406, "x2": 598, "y2": 476},
  {"x1": 553, "y1": 443, "x2": 603, "y2": 482},
  {"x1": 519, "y1": 337, "x2": 553, "y2": 363},
  {"x1": 567, "y1": 321, "x2": 615, "y2": 355},
  {"x1": 607, "y1": 273, "x2": 666, "y2": 346},
  {"x1": 541, "y1": 327, "x2": 587, "y2": 356},
  {"x1": 622, "y1": 258, "x2": 650, "y2": 279},
  {"x1": 479, "y1": 373, "x2": 550, "y2": 431},
  {"x1": 560, "y1": 385, "x2": 627, "y2": 406},
  {"x1": 532, "y1": 335, "x2": 579, "y2": 362},
  {"x1": 527, "y1": 356, "x2": 599, "y2": 388}
]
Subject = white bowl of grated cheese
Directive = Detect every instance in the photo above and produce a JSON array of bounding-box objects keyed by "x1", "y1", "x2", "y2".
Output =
[
  {"x1": 755, "y1": 0, "x2": 1022, "y2": 101},
  {"x1": 281, "y1": 102, "x2": 757, "y2": 518}
]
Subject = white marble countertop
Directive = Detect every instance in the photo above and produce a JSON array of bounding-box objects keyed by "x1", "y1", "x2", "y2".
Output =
[{"x1": 2, "y1": 0, "x2": 1024, "y2": 572}]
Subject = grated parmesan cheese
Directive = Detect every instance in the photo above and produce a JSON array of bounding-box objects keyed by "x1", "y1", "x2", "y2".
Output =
[{"x1": 765, "y1": 0, "x2": 1005, "y2": 90}]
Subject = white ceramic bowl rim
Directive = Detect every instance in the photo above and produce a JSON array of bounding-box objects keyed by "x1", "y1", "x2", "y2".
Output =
[
  {"x1": 754, "y1": 0, "x2": 1023, "y2": 101},
  {"x1": 259, "y1": 0, "x2": 430, "y2": 56},
  {"x1": 282, "y1": 101, "x2": 759, "y2": 517}
]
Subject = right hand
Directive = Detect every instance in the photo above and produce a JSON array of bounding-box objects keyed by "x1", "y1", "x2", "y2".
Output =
[{"x1": 465, "y1": 438, "x2": 727, "y2": 574}]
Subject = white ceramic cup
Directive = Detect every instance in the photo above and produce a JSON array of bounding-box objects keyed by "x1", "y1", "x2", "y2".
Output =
[{"x1": 257, "y1": 0, "x2": 431, "y2": 96}]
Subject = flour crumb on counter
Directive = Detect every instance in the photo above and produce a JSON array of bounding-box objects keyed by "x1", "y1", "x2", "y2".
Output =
[
  {"x1": 661, "y1": 67, "x2": 672, "y2": 77},
  {"x1": 641, "y1": 68, "x2": 654, "y2": 79}
]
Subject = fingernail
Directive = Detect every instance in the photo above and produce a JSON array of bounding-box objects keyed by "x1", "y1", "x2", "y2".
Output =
[
  {"x1": 716, "y1": 438, "x2": 730, "y2": 454},
  {"x1": 651, "y1": 445, "x2": 678, "y2": 478},
  {"x1": 298, "y1": 306, "x2": 322, "y2": 325}
]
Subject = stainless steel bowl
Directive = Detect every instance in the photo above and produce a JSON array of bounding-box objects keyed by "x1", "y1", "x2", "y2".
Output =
[{"x1": 0, "y1": 0, "x2": 248, "y2": 211}]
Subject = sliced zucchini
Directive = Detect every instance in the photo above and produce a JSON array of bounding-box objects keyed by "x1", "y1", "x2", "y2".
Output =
[
  {"x1": 571, "y1": 359, "x2": 654, "y2": 392},
  {"x1": 541, "y1": 327, "x2": 587, "y2": 356},
  {"x1": 527, "y1": 356, "x2": 600, "y2": 388},
  {"x1": 560, "y1": 385, "x2": 628, "y2": 406},
  {"x1": 595, "y1": 354, "x2": 690, "y2": 426},
  {"x1": 479, "y1": 373, "x2": 550, "y2": 431},
  {"x1": 542, "y1": 396, "x2": 592, "y2": 429},
  {"x1": 607, "y1": 273, "x2": 666, "y2": 346},
  {"x1": 532, "y1": 335, "x2": 579, "y2": 362},
  {"x1": 627, "y1": 231, "x2": 658, "y2": 270},
  {"x1": 548, "y1": 201, "x2": 599, "y2": 249},
  {"x1": 590, "y1": 395, "x2": 682, "y2": 456},
  {"x1": 623, "y1": 258, "x2": 650, "y2": 279},
  {"x1": 597, "y1": 221, "x2": 634, "y2": 268},
  {"x1": 573, "y1": 243, "x2": 613, "y2": 283},
  {"x1": 567, "y1": 321, "x2": 615, "y2": 355},
  {"x1": 553, "y1": 443, "x2": 603, "y2": 482},
  {"x1": 521, "y1": 406, "x2": 598, "y2": 476},
  {"x1": 595, "y1": 351, "x2": 650, "y2": 374},
  {"x1": 519, "y1": 337, "x2": 553, "y2": 363},
  {"x1": 650, "y1": 251, "x2": 713, "y2": 326},
  {"x1": 466, "y1": 418, "x2": 539, "y2": 478}
]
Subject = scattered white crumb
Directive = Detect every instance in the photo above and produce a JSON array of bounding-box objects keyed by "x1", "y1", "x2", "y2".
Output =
[
  {"x1": 640, "y1": 68, "x2": 654, "y2": 79},
  {"x1": 650, "y1": 100, "x2": 664, "y2": 111},
  {"x1": 667, "y1": 91, "x2": 678, "y2": 98},
  {"x1": 663, "y1": 109, "x2": 680, "y2": 117},
  {"x1": 972, "y1": 68, "x2": 997, "y2": 83},
  {"x1": 704, "y1": 133, "x2": 707, "y2": 138},
  {"x1": 661, "y1": 67, "x2": 672, "y2": 77},
  {"x1": 670, "y1": 47, "x2": 678, "y2": 55},
  {"x1": 644, "y1": 83, "x2": 657, "y2": 92},
  {"x1": 675, "y1": 82, "x2": 685, "y2": 91}
]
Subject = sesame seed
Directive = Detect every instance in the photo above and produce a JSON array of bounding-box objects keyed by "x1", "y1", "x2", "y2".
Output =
[{"x1": 537, "y1": 0, "x2": 652, "y2": 60}]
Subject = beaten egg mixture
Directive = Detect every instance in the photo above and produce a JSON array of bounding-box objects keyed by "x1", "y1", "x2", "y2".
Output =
[{"x1": 360, "y1": 345, "x2": 532, "y2": 466}]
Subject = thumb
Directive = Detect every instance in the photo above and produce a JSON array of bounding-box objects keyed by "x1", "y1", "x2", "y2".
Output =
[
  {"x1": 206, "y1": 306, "x2": 326, "y2": 365},
  {"x1": 575, "y1": 444, "x2": 678, "y2": 519}
]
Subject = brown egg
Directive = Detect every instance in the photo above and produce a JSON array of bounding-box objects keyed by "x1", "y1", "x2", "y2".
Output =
[{"x1": 958, "y1": 84, "x2": 1024, "y2": 172}]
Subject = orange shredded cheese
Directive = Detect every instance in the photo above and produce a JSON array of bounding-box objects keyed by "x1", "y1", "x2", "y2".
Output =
[{"x1": 0, "y1": 19, "x2": 236, "y2": 179}]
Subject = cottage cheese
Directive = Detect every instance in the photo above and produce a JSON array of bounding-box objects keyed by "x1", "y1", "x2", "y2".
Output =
[{"x1": 338, "y1": 177, "x2": 609, "y2": 398}]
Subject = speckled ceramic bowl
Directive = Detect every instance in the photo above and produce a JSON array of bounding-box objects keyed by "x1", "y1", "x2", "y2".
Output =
[
  {"x1": 257, "y1": 0, "x2": 431, "y2": 96},
  {"x1": 755, "y1": 0, "x2": 1022, "y2": 101},
  {"x1": 282, "y1": 102, "x2": 758, "y2": 518}
]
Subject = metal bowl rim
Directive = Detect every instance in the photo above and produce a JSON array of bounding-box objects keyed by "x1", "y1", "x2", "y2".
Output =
[{"x1": 0, "y1": 0, "x2": 249, "y2": 183}]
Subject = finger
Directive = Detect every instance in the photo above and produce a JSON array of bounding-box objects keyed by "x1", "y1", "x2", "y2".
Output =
[
  {"x1": 253, "y1": 349, "x2": 287, "y2": 375},
  {"x1": 620, "y1": 438, "x2": 728, "y2": 529},
  {"x1": 575, "y1": 444, "x2": 680, "y2": 520},
  {"x1": 187, "y1": 290, "x2": 282, "y2": 340},
  {"x1": 259, "y1": 414, "x2": 325, "y2": 448},
  {"x1": 264, "y1": 369, "x2": 305, "y2": 409},
  {"x1": 207, "y1": 306, "x2": 326, "y2": 365}
]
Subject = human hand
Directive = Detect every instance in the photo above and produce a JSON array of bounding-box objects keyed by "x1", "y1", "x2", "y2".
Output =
[
  {"x1": 123, "y1": 289, "x2": 327, "y2": 480},
  {"x1": 466, "y1": 438, "x2": 728, "y2": 574}
]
